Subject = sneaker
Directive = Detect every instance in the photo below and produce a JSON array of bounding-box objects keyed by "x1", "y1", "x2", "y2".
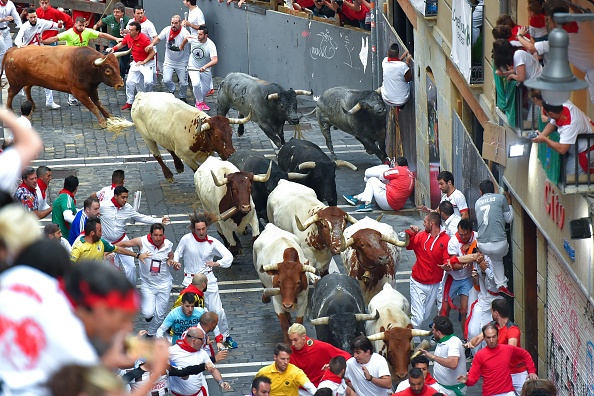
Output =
[
  {"x1": 343, "y1": 194, "x2": 359, "y2": 206},
  {"x1": 206, "y1": 88, "x2": 215, "y2": 97},
  {"x1": 355, "y1": 203, "x2": 373, "y2": 213},
  {"x1": 68, "y1": 98, "x2": 80, "y2": 106},
  {"x1": 224, "y1": 336, "x2": 238, "y2": 349},
  {"x1": 195, "y1": 101, "x2": 204, "y2": 110},
  {"x1": 121, "y1": 103, "x2": 132, "y2": 110},
  {"x1": 498, "y1": 286, "x2": 515, "y2": 298},
  {"x1": 46, "y1": 102, "x2": 60, "y2": 110},
  {"x1": 201, "y1": 102, "x2": 211, "y2": 111}
]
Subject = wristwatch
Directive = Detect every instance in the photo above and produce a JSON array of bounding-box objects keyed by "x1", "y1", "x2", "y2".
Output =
[
  {"x1": 366, "y1": 375, "x2": 373, "y2": 381},
  {"x1": 136, "y1": 252, "x2": 140, "y2": 259}
]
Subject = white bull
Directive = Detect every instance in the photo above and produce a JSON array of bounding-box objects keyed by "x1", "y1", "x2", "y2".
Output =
[
  {"x1": 267, "y1": 180, "x2": 357, "y2": 274},
  {"x1": 253, "y1": 223, "x2": 317, "y2": 342},
  {"x1": 195, "y1": 156, "x2": 270, "y2": 253}
]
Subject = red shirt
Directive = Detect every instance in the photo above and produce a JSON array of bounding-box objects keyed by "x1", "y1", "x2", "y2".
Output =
[
  {"x1": 290, "y1": 337, "x2": 351, "y2": 387},
  {"x1": 72, "y1": 10, "x2": 94, "y2": 28},
  {"x1": 493, "y1": 320, "x2": 525, "y2": 374},
  {"x1": 466, "y1": 344, "x2": 536, "y2": 396},
  {"x1": 384, "y1": 166, "x2": 414, "y2": 210},
  {"x1": 339, "y1": 0, "x2": 368, "y2": 21},
  {"x1": 121, "y1": 32, "x2": 152, "y2": 62},
  {"x1": 392, "y1": 384, "x2": 436, "y2": 396},
  {"x1": 36, "y1": 6, "x2": 73, "y2": 39},
  {"x1": 296, "y1": 0, "x2": 315, "y2": 8},
  {"x1": 406, "y1": 230, "x2": 450, "y2": 284}
]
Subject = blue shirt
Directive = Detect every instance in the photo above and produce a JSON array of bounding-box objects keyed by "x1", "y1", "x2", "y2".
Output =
[
  {"x1": 68, "y1": 211, "x2": 87, "y2": 245},
  {"x1": 157, "y1": 306, "x2": 206, "y2": 343}
]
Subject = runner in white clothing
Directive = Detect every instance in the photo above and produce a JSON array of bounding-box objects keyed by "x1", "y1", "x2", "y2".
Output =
[
  {"x1": 115, "y1": 223, "x2": 178, "y2": 336},
  {"x1": 172, "y1": 211, "x2": 237, "y2": 349},
  {"x1": 93, "y1": 169, "x2": 125, "y2": 202},
  {"x1": 418, "y1": 171, "x2": 469, "y2": 220},
  {"x1": 0, "y1": 0, "x2": 22, "y2": 69},
  {"x1": 183, "y1": 0, "x2": 205, "y2": 35},
  {"x1": 99, "y1": 186, "x2": 170, "y2": 285},
  {"x1": 180, "y1": 25, "x2": 217, "y2": 111}
]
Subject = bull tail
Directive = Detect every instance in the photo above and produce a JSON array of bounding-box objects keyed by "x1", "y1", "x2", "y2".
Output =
[
  {"x1": 0, "y1": 51, "x2": 7, "y2": 88},
  {"x1": 300, "y1": 107, "x2": 316, "y2": 118},
  {"x1": 106, "y1": 117, "x2": 135, "y2": 135}
]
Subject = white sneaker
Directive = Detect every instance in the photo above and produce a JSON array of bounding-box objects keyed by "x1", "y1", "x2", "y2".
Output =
[
  {"x1": 68, "y1": 98, "x2": 80, "y2": 106},
  {"x1": 46, "y1": 102, "x2": 60, "y2": 110}
]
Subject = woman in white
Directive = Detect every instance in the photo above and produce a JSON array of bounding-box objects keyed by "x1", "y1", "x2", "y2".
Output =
[
  {"x1": 493, "y1": 39, "x2": 542, "y2": 83},
  {"x1": 180, "y1": 25, "x2": 218, "y2": 111}
]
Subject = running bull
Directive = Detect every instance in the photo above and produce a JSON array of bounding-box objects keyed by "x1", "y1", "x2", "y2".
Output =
[
  {"x1": 315, "y1": 87, "x2": 388, "y2": 161},
  {"x1": 310, "y1": 274, "x2": 377, "y2": 353},
  {"x1": 217, "y1": 72, "x2": 312, "y2": 147},
  {"x1": 2, "y1": 46, "x2": 130, "y2": 130},
  {"x1": 277, "y1": 138, "x2": 357, "y2": 207},
  {"x1": 132, "y1": 92, "x2": 250, "y2": 182}
]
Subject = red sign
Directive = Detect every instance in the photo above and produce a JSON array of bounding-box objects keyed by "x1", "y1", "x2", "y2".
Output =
[{"x1": 544, "y1": 181, "x2": 565, "y2": 229}]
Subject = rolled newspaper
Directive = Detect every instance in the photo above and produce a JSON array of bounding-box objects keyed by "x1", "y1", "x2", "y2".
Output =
[{"x1": 410, "y1": 339, "x2": 431, "y2": 360}]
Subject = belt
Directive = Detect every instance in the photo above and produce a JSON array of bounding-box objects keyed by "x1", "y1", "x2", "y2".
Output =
[
  {"x1": 171, "y1": 387, "x2": 204, "y2": 396},
  {"x1": 0, "y1": 26, "x2": 8, "y2": 30},
  {"x1": 113, "y1": 233, "x2": 127, "y2": 244}
]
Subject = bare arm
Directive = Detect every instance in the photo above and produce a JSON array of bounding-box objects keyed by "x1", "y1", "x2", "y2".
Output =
[
  {"x1": 423, "y1": 350, "x2": 460, "y2": 370},
  {"x1": 0, "y1": 108, "x2": 43, "y2": 168},
  {"x1": 98, "y1": 32, "x2": 122, "y2": 42},
  {"x1": 34, "y1": 206, "x2": 53, "y2": 219},
  {"x1": 115, "y1": 237, "x2": 142, "y2": 248},
  {"x1": 41, "y1": 36, "x2": 60, "y2": 45}
]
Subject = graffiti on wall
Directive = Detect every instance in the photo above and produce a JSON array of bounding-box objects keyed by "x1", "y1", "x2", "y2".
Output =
[
  {"x1": 547, "y1": 250, "x2": 594, "y2": 395},
  {"x1": 308, "y1": 29, "x2": 366, "y2": 71}
]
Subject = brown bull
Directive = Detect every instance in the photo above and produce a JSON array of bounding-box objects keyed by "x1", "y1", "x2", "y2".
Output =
[{"x1": 2, "y1": 46, "x2": 128, "y2": 128}]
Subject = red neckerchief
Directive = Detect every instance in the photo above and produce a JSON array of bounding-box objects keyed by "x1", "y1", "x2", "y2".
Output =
[
  {"x1": 555, "y1": 106, "x2": 572, "y2": 127},
  {"x1": 147, "y1": 233, "x2": 165, "y2": 249},
  {"x1": 137, "y1": 16, "x2": 147, "y2": 23},
  {"x1": 563, "y1": 22, "x2": 579, "y2": 34},
  {"x1": 74, "y1": 28, "x2": 84, "y2": 44},
  {"x1": 425, "y1": 372, "x2": 437, "y2": 385},
  {"x1": 176, "y1": 337, "x2": 198, "y2": 352},
  {"x1": 192, "y1": 232, "x2": 213, "y2": 244},
  {"x1": 111, "y1": 196, "x2": 123, "y2": 209},
  {"x1": 181, "y1": 284, "x2": 205, "y2": 298},
  {"x1": 320, "y1": 370, "x2": 343, "y2": 384},
  {"x1": 387, "y1": 57, "x2": 399, "y2": 62},
  {"x1": 59, "y1": 189, "x2": 76, "y2": 205},
  {"x1": 19, "y1": 182, "x2": 36, "y2": 194},
  {"x1": 0, "y1": 1, "x2": 7, "y2": 6},
  {"x1": 37, "y1": 179, "x2": 48, "y2": 199},
  {"x1": 168, "y1": 26, "x2": 182, "y2": 41},
  {"x1": 110, "y1": 184, "x2": 117, "y2": 190}
]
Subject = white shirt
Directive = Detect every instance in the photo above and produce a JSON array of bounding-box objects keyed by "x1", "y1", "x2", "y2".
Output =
[
  {"x1": 513, "y1": 50, "x2": 542, "y2": 81},
  {"x1": 552, "y1": 101, "x2": 594, "y2": 153},
  {"x1": 95, "y1": 185, "x2": 116, "y2": 202},
  {"x1": 173, "y1": 233, "x2": 233, "y2": 287},
  {"x1": 446, "y1": 231, "x2": 476, "y2": 280},
  {"x1": 0, "y1": 149, "x2": 21, "y2": 193},
  {"x1": 188, "y1": 36, "x2": 217, "y2": 69},
  {"x1": 394, "y1": 379, "x2": 445, "y2": 393},
  {"x1": 15, "y1": 19, "x2": 58, "y2": 47},
  {"x1": 59, "y1": 236, "x2": 72, "y2": 253},
  {"x1": 345, "y1": 354, "x2": 392, "y2": 396},
  {"x1": 0, "y1": 266, "x2": 98, "y2": 396},
  {"x1": 433, "y1": 335, "x2": 467, "y2": 387},
  {"x1": 318, "y1": 378, "x2": 348, "y2": 396},
  {"x1": 440, "y1": 189, "x2": 468, "y2": 218},
  {"x1": 6, "y1": 116, "x2": 32, "y2": 144},
  {"x1": 475, "y1": 257, "x2": 499, "y2": 302},
  {"x1": 534, "y1": 22, "x2": 594, "y2": 73},
  {"x1": 35, "y1": 185, "x2": 50, "y2": 211},
  {"x1": 139, "y1": 235, "x2": 173, "y2": 289},
  {"x1": 157, "y1": 26, "x2": 190, "y2": 68},
  {"x1": 381, "y1": 57, "x2": 410, "y2": 106},
  {"x1": 442, "y1": 214, "x2": 461, "y2": 238},
  {"x1": 127, "y1": 18, "x2": 157, "y2": 40},
  {"x1": 188, "y1": 6, "x2": 205, "y2": 35},
  {"x1": 168, "y1": 343, "x2": 210, "y2": 395},
  {"x1": 99, "y1": 199, "x2": 160, "y2": 243},
  {"x1": 0, "y1": 1, "x2": 21, "y2": 30}
]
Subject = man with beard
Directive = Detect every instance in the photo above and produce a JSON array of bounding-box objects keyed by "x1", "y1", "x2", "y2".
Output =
[
  {"x1": 417, "y1": 171, "x2": 469, "y2": 220},
  {"x1": 156, "y1": 292, "x2": 206, "y2": 343}
]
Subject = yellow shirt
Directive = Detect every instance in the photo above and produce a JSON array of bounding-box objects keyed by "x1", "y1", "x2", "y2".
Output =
[
  {"x1": 70, "y1": 236, "x2": 118, "y2": 262},
  {"x1": 256, "y1": 363, "x2": 310, "y2": 396}
]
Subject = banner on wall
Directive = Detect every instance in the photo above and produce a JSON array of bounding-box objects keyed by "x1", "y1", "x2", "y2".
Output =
[{"x1": 451, "y1": 0, "x2": 472, "y2": 83}]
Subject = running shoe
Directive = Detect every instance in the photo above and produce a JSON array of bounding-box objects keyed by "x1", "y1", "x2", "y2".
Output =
[
  {"x1": 46, "y1": 102, "x2": 60, "y2": 110},
  {"x1": 355, "y1": 203, "x2": 373, "y2": 213},
  {"x1": 224, "y1": 336, "x2": 238, "y2": 349},
  {"x1": 121, "y1": 103, "x2": 132, "y2": 110},
  {"x1": 498, "y1": 286, "x2": 515, "y2": 298},
  {"x1": 343, "y1": 194, "x2": 359, "y2": 206},
  {"x1": 68, "y1": 98, "x2": 80, "y2": 106},
  {"x1": 202, "y1": 102, "x2": 211, "y2": 111}
]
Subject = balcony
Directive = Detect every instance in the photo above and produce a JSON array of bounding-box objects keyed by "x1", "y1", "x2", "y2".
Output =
[{"x1": 559, "y1": 134, "x2": 594, "y2": 194}]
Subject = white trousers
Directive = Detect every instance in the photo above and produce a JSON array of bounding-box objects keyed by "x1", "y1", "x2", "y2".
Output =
[
  {"x1": 363, "y1": 164, "x2": 388, "y2": 182},
  {"x1": 140, "y1": 283, "x2": 171, "y2": 335},
  {"x1": 44, "y1": 89, "x2": 56, "y2": 105},
  {"x1": 0, "y1": 28, "x2": 12, "y2": 72},
  {"x1": 477, "y1": 240, "x2": 508, "y2": 288},
  {"x1": 188, "y1": 69, "x2": 212, "y2": 103},
  {"x1": 162, "y1": 64, "x2": 188, "y2": 98},
  {"x1": 410, "y1": 277, "x2": 440, "y2": 341},
  {"x1": 357, "y1": 177, "x2": 391, "y2": 210},
  {"x1": 113, "y1": 236, "x2": 137, "y2": 285},
  {"x1": 467, "y1": 297, "x2": 497, "y2": 355},
  {"x1": 511, "y1": 371, "x2": 528, "y2": 395},
  {"x1": 125, "y1": 61, "x2": 155, "y2": 104}
]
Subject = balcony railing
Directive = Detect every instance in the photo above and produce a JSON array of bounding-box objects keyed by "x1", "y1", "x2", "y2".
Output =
[
  {"x1": 495, "y1": 78, "x2": 537, "y2": 133},
  {"x1": 560, "y1": 134, "x2": 594, "y2": 194}
]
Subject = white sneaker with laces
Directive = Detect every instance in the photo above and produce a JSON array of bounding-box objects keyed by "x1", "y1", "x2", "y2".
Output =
[
  {"x1": 46, "y1": 102, "x2": 61, "y2": 110},
  {"x1": 68, "y1": 98, "x2": 80, "y2": 106}
]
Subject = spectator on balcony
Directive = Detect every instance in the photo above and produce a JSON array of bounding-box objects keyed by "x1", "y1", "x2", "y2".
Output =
[
  {"x1": 310, "y1": 0, "x2": 336, "y2": 18},
  {"x1": 493, "y1": 39, "x2": 542, "y2": 83},
  {"x1": 496, "y1": 14, "x2": 524, "y2": 39},
  {"x1": 516, "y1": 3, "x2": 594, "y2": 104},
  {"x1": 527, "y1": 1, "x2": 547, "y2": 42},
  {"x1": 492, "y1": 25, "x2": 525, "y2": 48},
  {"x1": 471, "y1": 0, "x2": 484, "y2": 46},
  {"x1": 380, "y1": 43, "x2": 412, "y2": 110},
  {"x1": 328, "y1": 0, "x2": 369, "y2": 30},
  {"x1": 532, "y1": 101, "x2": 594, "y2": 175}
]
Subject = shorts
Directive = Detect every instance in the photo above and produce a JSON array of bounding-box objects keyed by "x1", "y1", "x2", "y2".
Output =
[{"x1": 449, "y1": 277, "x2": 473, "y2": 298}]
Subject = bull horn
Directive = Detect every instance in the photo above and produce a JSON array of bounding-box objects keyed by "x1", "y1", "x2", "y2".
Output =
[
  {"x1": 219, "y1": 206, "x2": 237, "y2": 220},
  {"x1": 343, "y1": 103, "x2": 362, "y2": 114},
  {"x1": 262, "y1": 263, "x2": 280, "y2": 272},
  {"x1": 200, "y1": 122, "x2": 211, "y2": 133},
  {"x1": 346, "y1": 213, "x2": 358, "y2": 224},
  {"x1": 287, "y1": 172, "x2": 308, "y2": 180},
  {"x1": 252, "y1": 161, "x2": 272, "y2": 183},
  {"x1": 367, "y1": 332, "x2": 386, "y2": 341},
  {"x1": 376, "y1": 214, "x2": 383, "y2": 222},
  {"x1": 381, "y1": 233, "x2": 408, "y2": 247},
  {"x1": 355, "y1": 311, "x2": 378, "y2": 321},
  {"x1": 375, "y1": 87, "x2": 382, "y2": 95},
  {"x1": 335, "y1": 160, "x2": 357, "y2": 171},
  {"x1": 411, "y1": 329, "x2": 433, "y2": 337},
  {"x1": 113, "y1": 48, "x2": 132, "y2": 58},
  {"x1": 94, "y1": 56, "x2": 108, "y2": 66},
  {"x1": 295, "y1": 213, "x2": 319, "y2": 231},
  {"x1": 267, "y1": 93, "x2": 279, "y2": 100},
  {"x1": 341, "y1": 237, "x2": 354, "y2": 252},
  {"x1": 262, "y1": 288, "x2": 281, "y2": 298},
  {"x1": 310, "y1": 317, "x2": 329, "y2": 326},
  {"x1": 211, "y1": 171, "x2": 228, "y2": 187},
  {"x1": 228, "y1": 111, "x2": 252, "y2": 124},
  {"x1": 295, "y1": 89, "x2": 313, "y2": 96},
  {"x1": 298, "y1": 161, "x2": 316, "y2": 170},
  {"x1": 301, "y1": 264, "x2": 317, "y2": 274}
]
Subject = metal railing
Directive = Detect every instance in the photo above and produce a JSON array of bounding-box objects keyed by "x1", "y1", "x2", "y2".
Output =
[
  {"x1": 560, "y1": 134, "x2": 594, "y2": 193},
  {"x1": 512, "y1": 82, "x2": 538, "y2": 132}
]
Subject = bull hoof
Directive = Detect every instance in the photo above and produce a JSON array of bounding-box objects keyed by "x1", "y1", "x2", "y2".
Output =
[
  {"x1": 229, "y1": 245, "x2": 241, "y2": 256},
  {"x1": 262, "y1": 294, "x2": 271, "y2": 304},
  {"x1": 176, "y1": 167, "x2": 184, "y2": 174},
  {"x1": 99, "y1": 121, "x2": 107, "y2": 129},
  {"x1": 165, "y1": 176, "x2": 175, "y2": 183}
]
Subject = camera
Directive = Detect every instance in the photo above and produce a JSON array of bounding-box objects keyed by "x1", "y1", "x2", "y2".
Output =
[{"x1": 527, "y1": 131, "x2": 539, "y2": 139}]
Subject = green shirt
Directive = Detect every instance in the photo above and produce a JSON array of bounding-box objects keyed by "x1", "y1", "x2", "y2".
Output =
[
  {"x1": 51, "y1": 192, "x2": 77, "y2": 237},
  {"x1": 57, "y1": 28, "x2": 100, "y2": 46},
  {"x1": 101, "y1": 14, "x2": 131, "y2": 39}
]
